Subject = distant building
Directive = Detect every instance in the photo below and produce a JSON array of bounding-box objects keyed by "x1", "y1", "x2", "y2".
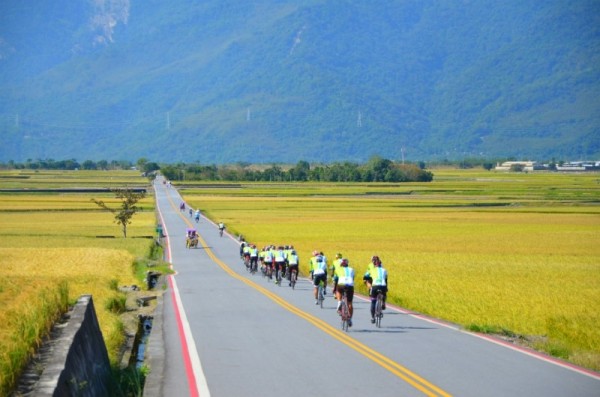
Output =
[
  {"x1": 495, "y1": 160, "x2": 600, "y2": 172},
  {"x1": 555, "y1": 161, "x2": 600, "y2": 171},
  {"x1": 495, "y1": 161, "x2": 542, "y2": 171}
]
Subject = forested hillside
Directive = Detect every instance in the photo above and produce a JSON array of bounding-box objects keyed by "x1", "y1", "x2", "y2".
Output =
[{"x1": 0, "y1": 0, "x2": 598, "y2": 163}]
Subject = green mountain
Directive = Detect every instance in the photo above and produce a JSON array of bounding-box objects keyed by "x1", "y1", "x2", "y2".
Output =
[{"x1": 1, "y1": 0, "x2": 599, "y2": 163}]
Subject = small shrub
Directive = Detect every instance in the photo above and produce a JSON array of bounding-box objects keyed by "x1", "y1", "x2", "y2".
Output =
[
  {"x1": 108, "y1": 279, "x2": 119, "y2": 291},
  {"x1": 105, "y1": 295, "x2": 127, "y2": 314}
]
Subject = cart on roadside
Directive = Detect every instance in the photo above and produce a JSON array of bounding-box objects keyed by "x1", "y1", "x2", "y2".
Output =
[{"x1": 186, "y1": 228, "x2": 199, "y2": 248}]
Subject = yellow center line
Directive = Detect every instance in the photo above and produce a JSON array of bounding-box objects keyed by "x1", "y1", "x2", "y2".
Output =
[{"x1": 164, "y1": 190, "x2": 452, "y2": 397}]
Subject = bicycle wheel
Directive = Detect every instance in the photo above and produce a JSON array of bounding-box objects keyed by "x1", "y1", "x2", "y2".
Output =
[
  {"x1": 318, "y1": 284, "x2": 324, "y2": 308},
  {"x1": 291, "y1": 271, "x2": 297, "y2": 289},
  {"x1": 340, "y1": 299, "x2": 349, "y2": 331},
  {"x1": 375, "y1": 293, "x2": 383, "y2": 328}
]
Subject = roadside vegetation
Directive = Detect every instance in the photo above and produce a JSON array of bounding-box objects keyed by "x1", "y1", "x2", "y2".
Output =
[
  {"x1": 0, "y1": 170, "x2": 160, "y2": 396},
  {"x1": 178, "y1": 169, "x2": 600, "y2": 371}
]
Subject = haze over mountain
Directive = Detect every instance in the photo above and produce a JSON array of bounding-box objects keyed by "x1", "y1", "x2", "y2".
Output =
[{"x1": 1, "y1": 0, "x2": 599, "y2": 163}]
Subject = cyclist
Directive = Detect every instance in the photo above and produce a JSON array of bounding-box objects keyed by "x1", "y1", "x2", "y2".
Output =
[
  {"x1": 243, "y1": 243, "x2": 252, "y2": 269},
  {"x1": 330, "y1": 253, "x2": 343, "y2": 298},
  {"x1": 180, "y1": 202, "x2": 185, "y2": 211},
  {"x1": 320, "y1": 251, "x2": 329, "y2": 294},
  {"x1": 287, "y1": 250, "x2": 299, "y2": 286},
  {"x1": 218, "y1": 222, "x2": 225, "y2": 235},
  {"x1": 309, "y1": 251, "x2": 328, "y2": 305},
  {"x1": 194, "y1": 209, "x2": 201, "y2": 222},
  {"x1": 239, "y1": 241, "x2": 247, "y2": 259},
  {"x1": 363, "y1": 255, "x2": 388, "y2": 323},
  {"x1": 258, "y1": 247, "x2": 266, "y2": 272},
  {"x1": 264, "y1": 246, "x2": 275, "y2": 279},
  {"x1": 274, "y1": 246, "x2": 287, "y2": 283},
  {"x1": 333, "y1": 258, "x2": 355, "y2": 327},
  {"x1": 188, "y1": 208, "x2": 193, "y2": 217},
  {"x1": 249, "y1": 244, "x2": 259, "y2": 272}
]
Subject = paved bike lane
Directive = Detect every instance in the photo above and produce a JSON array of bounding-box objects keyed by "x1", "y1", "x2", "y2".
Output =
[{"x1": 148, "y1": 177, "x2": 600, "y2": 397}]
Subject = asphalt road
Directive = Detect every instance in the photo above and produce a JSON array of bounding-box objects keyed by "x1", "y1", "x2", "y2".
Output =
[{"x1": 147, "y1": 177, "x2": 600, "y2": 397}]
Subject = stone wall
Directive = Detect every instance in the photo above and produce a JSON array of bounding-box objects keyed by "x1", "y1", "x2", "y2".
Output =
[{"x1": 33, "y1": 295, "x2": 112, "y2": 397}]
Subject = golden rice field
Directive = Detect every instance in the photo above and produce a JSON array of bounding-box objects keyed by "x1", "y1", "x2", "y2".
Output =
[
  {"x1": 0, "y1": 170, "x2": 154, "y2": 395},
  {"x1": 181, "y1": 169, "x2": 600, "y2": 370},
  {"x1": 0, "y1": 169, "x2": 147, "y2": 189}
]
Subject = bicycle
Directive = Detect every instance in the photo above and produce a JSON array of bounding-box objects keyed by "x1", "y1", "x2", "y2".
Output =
[
  {"x1": 261, "y1": 263, "x2": 267, "y2": 278},
  {"x1": 290, "y1": 268, "x2": 297, "y2": 289},
  {"x1": 317, "y1": 280, "x2": 325, "y2": 308},
  {"x1": 275, "y1": 266, "x2": 283, "y2": 286},
  {"x1": 219, "y1": 228, "x2": 224, "y2": 237},
  {"x1": 339, "y1": 290, "x2": 350, "y2": 332},
  {"x1": 374, "y1": 290, "x2": 384, "y2": 328}
]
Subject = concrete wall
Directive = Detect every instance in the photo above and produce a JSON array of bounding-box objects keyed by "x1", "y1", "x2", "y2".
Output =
[{"x1": 33, "y1": 295, "x2": 112, "y2": 397}]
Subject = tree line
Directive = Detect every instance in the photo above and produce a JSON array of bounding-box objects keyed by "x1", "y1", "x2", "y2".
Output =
[
  {"x1": 0, "y1": 158, "x2": 136, "y2": 170},
  {"x1": 159, "y1": 157, "x2": 433, "y2": 183},
  {"x1": 0, "y1": 157, "x2": 434, "y2": 182}
]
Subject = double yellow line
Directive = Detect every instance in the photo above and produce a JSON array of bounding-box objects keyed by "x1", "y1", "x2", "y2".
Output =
[{"x1": 166, "y1": 191, "x2": 451, "y2": 397}]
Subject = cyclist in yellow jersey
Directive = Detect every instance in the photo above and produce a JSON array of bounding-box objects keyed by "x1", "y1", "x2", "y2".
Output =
[
  {"x1": 274, "y1": 246, "x2": 287, "y2": 283},
  {"x1": 363, "y1": 255, "x2": 388, "y2": 323},
  {"x1": 242, "y1": 243, "x2": 252, "y2": 269},
  {"x1": 249, "y1": 244, "x2": 259, "y2": 271},
  {"x1": 333, "y1": 258, "x2": 355, "y2": 327},
  {"x1": 309, "y1": 251, "x2": 328, "y2": 304},
  {"x1": 263, "y1": 246, "x2": 275, "y2": 279},
  {"x1": 287, "y1": 250, "x2": 299, "y2": 286},
  {"x1": 258, "y1": 247, "x2": 267, "y2": 272},
  {"x1": 330, "y1": 253, "x2": 343, "y2": 297}
]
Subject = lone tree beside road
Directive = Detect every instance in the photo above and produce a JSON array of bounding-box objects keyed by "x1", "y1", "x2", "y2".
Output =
[{"x1": 92, "y1": 188, "x2": 147, "y2": 237}]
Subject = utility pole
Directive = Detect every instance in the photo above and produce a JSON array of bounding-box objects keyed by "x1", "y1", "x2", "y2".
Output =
[
  {"x1": 401, "y1": 147, "x2": 405, "y2": 164},
  {"x1": 357, "y1": 111, "x2": 362, "y2": 127}
]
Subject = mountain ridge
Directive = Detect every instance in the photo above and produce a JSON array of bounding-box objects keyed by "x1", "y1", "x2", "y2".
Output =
[{"x1": 1, "y1": 0, "x2": 599, "y2": 163}]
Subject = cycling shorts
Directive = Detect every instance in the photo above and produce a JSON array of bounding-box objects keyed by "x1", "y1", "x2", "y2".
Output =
[
  {"x1": 337, "y1": 284, "x2": 354, "y2": 302},
  {"x1": 313, "y1": 273, "x2": 327, "y2": 287},
  {"x1": 370, "y1": 285, "x2": 387, "y2": 298}
]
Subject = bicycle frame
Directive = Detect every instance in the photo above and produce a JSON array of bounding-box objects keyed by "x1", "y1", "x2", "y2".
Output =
[
  {"x1": 340, "y1": 291, "x2": 350, "y2": 331},
  {"x1": 375, "y1": 291, "x2": 384, "y2": 328},
  {"x1": 317, "y1": 281, "x2": 324, "y2": 308}
]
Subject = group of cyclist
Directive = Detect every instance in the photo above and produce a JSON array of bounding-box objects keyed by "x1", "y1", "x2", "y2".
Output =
[
  {"x1": 239, "y1": 241, "x2": 389, "y2": 327},
  {"x1": 240, "y1": 243, "x2": 300, "y2": 285},
  {"x1": 178, "y1": 201, "x2": 388, "y2": 327}
]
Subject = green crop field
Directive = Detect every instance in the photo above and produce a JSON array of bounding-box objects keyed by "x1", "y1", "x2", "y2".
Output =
[
  {"x1": 0, "y1": 170, "x2": 155, "y2": 395},
  {"x1": 178, "y1": 169, "x2": 600, "y2": 371}
]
